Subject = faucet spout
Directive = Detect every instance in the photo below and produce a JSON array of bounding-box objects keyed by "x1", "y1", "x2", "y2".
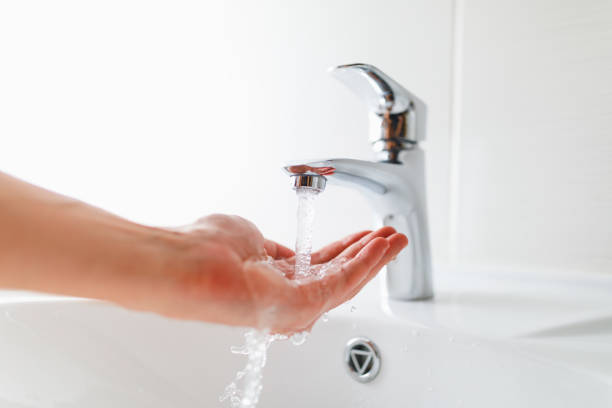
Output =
[
  {"x1": 284, "y1": 150, "x2": 433, "y2": 301},
  {"x1": 284, "y1": 160, "x2": 387, "y2": 195}
]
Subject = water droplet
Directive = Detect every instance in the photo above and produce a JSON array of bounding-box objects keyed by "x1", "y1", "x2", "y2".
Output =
[
  {"x1": 230, "y1": 345, "x2": 249, "y2": 355},
  {"x1": 427, "y1": 386, "x2": 434, "y2": 392},
  {"x1": 448, "y1": 336, "x2": 455, "y2": 343},
  {"x1": 290, "y1": 331, "x2": 309, "y2": 346},
  {"x1": 350, "y1": 305, "x2": 357, "y2": 312},
  {"x1": 402, "y1": 344, "x2": 409, "y2": 352},
  {"x1": 221, "y1": 189, "x2": 320, "y2": 407},
  {"x1": 272, "y1": 333, "x2": 288, "y2": 341},
  {"x1": 321, "y1": 312, "x2": 329, "y2": 322}
]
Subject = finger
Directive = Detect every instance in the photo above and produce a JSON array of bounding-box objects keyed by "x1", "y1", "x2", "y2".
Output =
[
  {"x1": 272, "y1": 236, "x2": 396, "y2": 334},
  {"x1": 273, "y1": 242, "x2": 295, "y2": 259},
  {"x1": 314, "y1": 237, "x2": 389, "y2": 310},
  {"x1": 371, "y1": 233, "x2": 408, "y2": 275},
  {"x1": 337, "y1": 226, "x2": 396, "y2": 261},
  {"x1": 310, "y1": 230, "x2": 371, "y2": 264},
  {"x1": 333, "y1": 233, "x2": 408, "y2": 307},
  {"x1": 264, "y1": 240, "x2": 295, "y2": 259}
]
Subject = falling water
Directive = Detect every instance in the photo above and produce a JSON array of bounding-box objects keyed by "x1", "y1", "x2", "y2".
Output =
[
  {"x1": 294, "y1": 188, "x2": 319, "y2": 278},
  {"x1": 220, "y1": 330, "x2": 285, "y2": 408},
  {"x1": 220, "y1": 187, "x2": 322, "y2": 408}
]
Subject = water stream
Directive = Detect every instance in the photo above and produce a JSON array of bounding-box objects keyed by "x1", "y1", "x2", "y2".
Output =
[
  {"x1": 220, "y1": 187, "x2": 322, "y2": 408},
  {"x1": 294, "y1": 188, "x2": 319, "y2": 278}
]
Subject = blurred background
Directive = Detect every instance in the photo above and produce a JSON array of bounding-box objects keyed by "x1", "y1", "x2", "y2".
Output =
[{"x1": 1, "y1": 0, "x2": 610, "y2": 275}]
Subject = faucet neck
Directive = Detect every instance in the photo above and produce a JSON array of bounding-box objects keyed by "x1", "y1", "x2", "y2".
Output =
[
  {"x1": 331, "y1": 64, "x2": 427, "y2": 163},
  {"x1": 370, "y1": 108, "x2": 418, "y2": 164}
]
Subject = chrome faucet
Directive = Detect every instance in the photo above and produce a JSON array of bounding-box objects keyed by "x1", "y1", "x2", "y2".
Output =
[{"x1": 284, "y1": 63, "x2": 433, "y2": 301}]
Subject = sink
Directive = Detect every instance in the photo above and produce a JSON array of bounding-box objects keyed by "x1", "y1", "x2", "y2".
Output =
[{"x1": 0, "y1": 267, "x2": 611, "y2": 407}]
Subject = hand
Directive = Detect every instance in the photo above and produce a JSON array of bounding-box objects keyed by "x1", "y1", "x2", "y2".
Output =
[
  {"x1": 0, "y1": 173, "x2": 407, "y2": 333},
  {"x1": 159, "y1": 214, "x2": 408, "y2": 333}
]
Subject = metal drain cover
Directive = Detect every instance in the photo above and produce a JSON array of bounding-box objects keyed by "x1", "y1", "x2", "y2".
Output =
[{"x1": 344, "y1": 337, "x2": 381, "y2": 383}]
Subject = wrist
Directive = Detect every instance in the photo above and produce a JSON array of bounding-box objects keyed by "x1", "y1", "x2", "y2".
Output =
[{"x1": 99, "y1": 224, "x2": 192, "y2": 309}]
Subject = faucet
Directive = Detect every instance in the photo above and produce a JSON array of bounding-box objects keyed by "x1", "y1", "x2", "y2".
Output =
[{"x1": 284, "y1": 63, "x2": 433, "y2": 301}]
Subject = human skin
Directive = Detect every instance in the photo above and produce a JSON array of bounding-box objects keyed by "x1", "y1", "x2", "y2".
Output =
[{"x1": 0, "y1": 171, "x2": 408, "y2": 333}]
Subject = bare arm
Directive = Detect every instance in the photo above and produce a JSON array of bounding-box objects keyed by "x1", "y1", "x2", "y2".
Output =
[
  {"x1": 0, "y1": 172, "x2": 407, "y2": 333},
  {"x1": 0, "y1": 171, "x2": 182, "y2": 304}
]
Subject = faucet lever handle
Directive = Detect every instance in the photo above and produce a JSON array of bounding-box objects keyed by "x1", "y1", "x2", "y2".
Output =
[{"x1": 331, "y1": 64, "x2": 427, "y2": 156}]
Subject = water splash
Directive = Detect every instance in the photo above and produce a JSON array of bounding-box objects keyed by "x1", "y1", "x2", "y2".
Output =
[
  {"x1": 220, "y1": 330, "x2": 286, "y2": 408},
  {"x1": 219, "y1": 297, "x2": 332, "y2": 407},
  {"x1": 221, "y1": 187, "x2": 325, "y2": 408}
]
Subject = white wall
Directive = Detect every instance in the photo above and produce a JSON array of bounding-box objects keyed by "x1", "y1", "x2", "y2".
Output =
[
  {"x1": 455, "y1": 0, "x2": 612, "y2": 274},
  {"x1": 0, "y1": 0, "x2": 453, "y2": 259},
  {"x1": 1, "y1": 1, "x2": 610, "y2": 274}
]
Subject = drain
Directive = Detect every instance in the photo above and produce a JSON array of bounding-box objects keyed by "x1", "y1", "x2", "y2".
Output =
[{"x1": 344, "y1": 337, "x2": 381, "y2": 383}]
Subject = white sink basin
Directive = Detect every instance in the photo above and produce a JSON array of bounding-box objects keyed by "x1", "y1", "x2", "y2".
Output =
[{"x1": 0, "y1": 267, "x2": 611, "y2": 407}]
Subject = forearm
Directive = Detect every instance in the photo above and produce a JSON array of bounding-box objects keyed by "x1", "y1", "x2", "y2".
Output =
[{"x1": 0, "y1": 171, "x2": 181, "y2": 305}]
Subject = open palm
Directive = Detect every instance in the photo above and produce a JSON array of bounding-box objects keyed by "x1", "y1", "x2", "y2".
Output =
[{"x1": 168, "y1": 215, "x2": 407, "y2": 334}]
